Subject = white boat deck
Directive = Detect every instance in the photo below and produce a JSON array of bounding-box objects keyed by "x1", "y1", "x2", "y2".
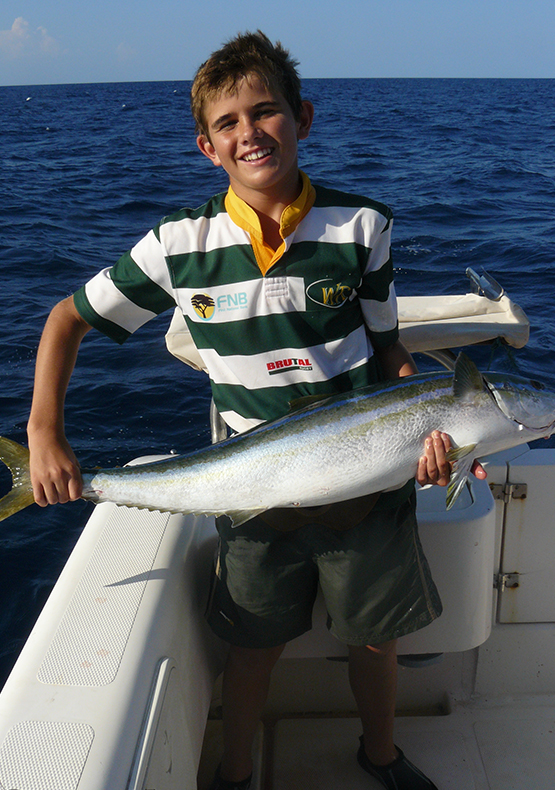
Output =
[{"x1": 199, "y1": 695, "x2": 555, "y2": 790}]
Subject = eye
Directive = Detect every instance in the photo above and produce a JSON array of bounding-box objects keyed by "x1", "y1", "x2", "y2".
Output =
[
  {"x1": 215, "y1": 118, "x2": 236, "y2": 133},
  {"x1": 530, "y1": 380, "x2": 545, "y2": 390},
  {"x1": 255, "y1": 106, "x2": 277, "y2": 120}
]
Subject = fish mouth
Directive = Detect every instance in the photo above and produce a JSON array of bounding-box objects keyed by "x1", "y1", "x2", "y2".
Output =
[
  {"x1": 533, "y1": 419, "x2": 555, "y2": 436},
  {"x1": 544, "y1": 420, "x2": 555, "y2": 438},
  {"x1": 509, "y1": 413, "x2": 555, "y2": 434},
  {"x1": 241, "y1": 147, "x2": 274, "y2": 163}
]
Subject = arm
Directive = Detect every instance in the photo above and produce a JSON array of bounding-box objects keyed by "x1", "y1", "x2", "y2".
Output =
[
  {"x1": 27, "y1": 296, "x2": 92, "y2": 506},
  {"x1": 373, "y1": 338, "x2": 417, "y2": 381},
  {"x1": 373, "y1": 340, "x2": 486, "y2": 487}
]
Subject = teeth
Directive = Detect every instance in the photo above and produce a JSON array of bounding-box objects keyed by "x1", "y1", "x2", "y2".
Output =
[{"x1": 243, "y1": 148, "x2": 272, "y2": 162}]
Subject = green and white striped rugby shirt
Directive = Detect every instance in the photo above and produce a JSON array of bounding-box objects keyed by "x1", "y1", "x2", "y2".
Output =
[{"x1": 74, "y1": 180, "x2": 399, "y2": 433}]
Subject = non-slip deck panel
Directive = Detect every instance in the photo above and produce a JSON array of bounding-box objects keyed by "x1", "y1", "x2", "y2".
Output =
[
  {"x1": 0, "y1": 720, "x2": 94, "y2": 790},
  {"x1": 37, "y1": 506, "x2": 169, "y2": 687}
]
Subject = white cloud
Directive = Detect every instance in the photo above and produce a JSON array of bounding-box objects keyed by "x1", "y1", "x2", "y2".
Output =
[
  {"x1": 0, "y1": 17, "x2": 59, "y2": 59},
  {"x1": 37, "y1": 26, "x2": 60, "y2": 57},
  {"x1": 0, "y1": 17, "x2": 29, "y2": 57}
]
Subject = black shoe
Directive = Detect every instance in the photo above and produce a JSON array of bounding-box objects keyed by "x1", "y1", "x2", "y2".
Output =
[
  {"x1": 357, "y1": 736, "x2": 438, "y2": 790},
  {"x1": 209, "y1": 765, "x2": 252, "y2": 790}
]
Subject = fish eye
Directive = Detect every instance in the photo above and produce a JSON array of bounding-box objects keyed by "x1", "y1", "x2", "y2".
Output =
[{"x1": 530, "y1": 380, "x2": 545, "y2": 390}]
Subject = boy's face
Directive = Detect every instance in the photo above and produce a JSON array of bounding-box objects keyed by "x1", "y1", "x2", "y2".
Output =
[{"x1": 197, "y1": 75, "x2": 313, "y2": 209}]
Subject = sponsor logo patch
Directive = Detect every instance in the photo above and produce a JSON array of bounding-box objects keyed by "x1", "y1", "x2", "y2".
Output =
[
  {"x1": 190, "y1": 290, "x2": 249, "y2": 321},
  {"x1": 191, "y1": 293, "x2": 215, "y2": 321},
  {"x1": 306, "y1": 278, "x2": 353, "y2": 308},
  {"x1": 267, "y1": 358, "x2": 313, "y2": 375}
]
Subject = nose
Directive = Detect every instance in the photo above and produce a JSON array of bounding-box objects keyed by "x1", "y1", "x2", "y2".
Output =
[{"x1": 239, "y1": 115, "x2": 262, "y2": 144}]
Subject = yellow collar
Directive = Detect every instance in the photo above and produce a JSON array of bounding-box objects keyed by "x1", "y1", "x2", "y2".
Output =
[{"x1": 225, "y1": 171, "x2": 316, "y2": 275}]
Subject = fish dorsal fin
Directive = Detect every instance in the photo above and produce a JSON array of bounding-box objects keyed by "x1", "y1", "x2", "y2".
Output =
[{"x1": 452, "y1": 353, "x2": 485, "y2": 401}]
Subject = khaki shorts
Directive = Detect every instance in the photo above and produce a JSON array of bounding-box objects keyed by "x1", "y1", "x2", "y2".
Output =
[{"x1": 206, "y1": 492, "x2": 442, "y2": 648}]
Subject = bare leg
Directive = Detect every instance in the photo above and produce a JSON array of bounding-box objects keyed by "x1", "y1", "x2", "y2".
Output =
[
  {"x1": 348, "y1": 639, "x2": 398, "y2": 766},
  {"x1": 219, "y1": 643, "x2": 286, "y2": 782}
]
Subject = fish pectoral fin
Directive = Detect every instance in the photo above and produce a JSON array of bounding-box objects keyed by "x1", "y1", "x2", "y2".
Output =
[
  {"x1": 445, "y1": 443, "x2": 477, "y2": 510},
  {"x1": 225, "y1": 508, "x2": 267, "y2": 527}
]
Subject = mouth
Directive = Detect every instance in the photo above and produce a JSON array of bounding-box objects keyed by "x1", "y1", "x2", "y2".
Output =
[{"x1": 241, "y1": 147, "x2": 274, "y2": 163}]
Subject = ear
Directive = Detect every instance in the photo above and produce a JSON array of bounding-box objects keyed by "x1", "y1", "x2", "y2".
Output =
[
  {"x1": 197, "y1": 134, "x2": 222, "y2": 167},
  {"x1": 297, "y1": 100, "x2": 314, "y2": 141}
]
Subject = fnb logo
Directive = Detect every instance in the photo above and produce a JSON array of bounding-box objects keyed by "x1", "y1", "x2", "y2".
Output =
[
  {"x1": 191, "y1": 293, "x2": 215, "y2": 320},
  {"x1": 216, "y1": 292, "x2": 248, "y2": 310},
  {"x1": 267, "y1": 358, "x2": 313, "y2": 375},
  {"x1": 191, "y1": 291, "x2": 249, "y2": 321}
]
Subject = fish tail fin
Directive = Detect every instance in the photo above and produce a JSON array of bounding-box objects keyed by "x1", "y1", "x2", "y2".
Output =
[{"x1": 0, "y1": 437, "x2": 36, "y2": 522}]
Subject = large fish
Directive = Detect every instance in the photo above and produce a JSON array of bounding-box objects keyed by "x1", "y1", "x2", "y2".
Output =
[{"x1": 1, "y1": 353, "x2": 555, "y2": 524}]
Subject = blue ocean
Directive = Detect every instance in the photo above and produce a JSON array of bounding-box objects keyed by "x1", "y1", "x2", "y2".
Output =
[{"x1": 1, "y1": 78, "x2": 554, "y2": 686}]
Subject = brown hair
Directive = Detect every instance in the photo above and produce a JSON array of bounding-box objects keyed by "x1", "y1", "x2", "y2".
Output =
[{"x1": 191, "y1": 30, "x2": 302, "y2": 137}]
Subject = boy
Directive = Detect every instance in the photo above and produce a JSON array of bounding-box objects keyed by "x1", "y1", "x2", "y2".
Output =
[{"x1": 28, "y1": 31, "x2": 484, "y2": 790}]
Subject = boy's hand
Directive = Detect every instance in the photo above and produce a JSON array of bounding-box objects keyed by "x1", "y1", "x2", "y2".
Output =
[
  {"x1": 416, "y1": 430, "x2": 486, "y2": 488},
  {"x1": 29, "y1": 432, "x2": 83, "y2": 506}
]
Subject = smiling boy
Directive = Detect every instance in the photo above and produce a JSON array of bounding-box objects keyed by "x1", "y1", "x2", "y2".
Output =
[
  {"x1": 197, "y1": 77, "x2": 312, "y2": 221},
  {"x1": 27, "y1": 31, "x2": 485, "y2": 790}
]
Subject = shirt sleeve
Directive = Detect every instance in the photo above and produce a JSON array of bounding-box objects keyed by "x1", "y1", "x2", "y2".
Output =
[
  {"x1": 357, "y1": 213, "x2": 399, "y2": 349},
  {"x1": 73, "y1": 227, "x2": 176, "y2": 344}
]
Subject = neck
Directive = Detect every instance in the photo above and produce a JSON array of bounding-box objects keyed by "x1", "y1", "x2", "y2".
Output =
[
  {"x1": 255, "y1": 212, "x2": 283, "y2": 252},
  {"x1": 230, "y1": 170, "x2": 303, "y2": 226}
]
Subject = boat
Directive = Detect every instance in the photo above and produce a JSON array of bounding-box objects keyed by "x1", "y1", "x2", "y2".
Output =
[{"x1": 0, "y1": 269, "x2": 553, "y2": 789}]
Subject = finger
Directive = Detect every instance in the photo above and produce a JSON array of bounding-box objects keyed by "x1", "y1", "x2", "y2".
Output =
[
  {"x1": 416, "y1": 453, "x2": 430, "y2": 486},
  {"x1": 32, "y1": 483, "x2": 49, "y2": 508},
  {"x1": 44, "y1": 480, "x2": 69, "y2": 505},
  {"x1": 424, "y1": 433, "x2": 446, "y2": 485},
  {"x1": 440, "y1": 431, "x2": 452, "y2": 452},
  {"x1": 416, "y1": 435, "x2": 440, "y2": 486},
  {"x1": 434, "y1": 432, "x2": 451, "y2": 485},
  {"x1": 425, "y1": 436, "x2": 438, "y2": 476},
  {"x1": 472, "y1": 461, "x2": 487, "y2": 480},
  {"x1": 67, "y1": 473, "x2": 84, "y2": 501}
]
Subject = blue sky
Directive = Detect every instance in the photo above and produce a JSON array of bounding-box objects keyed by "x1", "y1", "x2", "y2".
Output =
[{"x1": 1, "y1": 0, "x2": 555, "y2": 86}]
